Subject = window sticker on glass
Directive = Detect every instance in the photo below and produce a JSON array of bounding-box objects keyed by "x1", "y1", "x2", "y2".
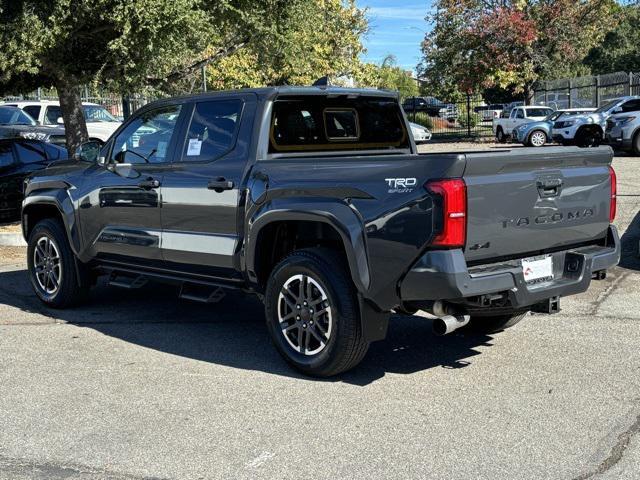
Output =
[
  {"x1": 187, "y1": 138, "x2": 203, "y2": 156},
  {"x1": 156, "y1": 141, "x2": 168, "y2": 159}
]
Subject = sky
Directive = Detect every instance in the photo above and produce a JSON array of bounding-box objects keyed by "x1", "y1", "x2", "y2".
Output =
[{"x1": 356, "y1": 1, "x2": 432, "y2": 73}]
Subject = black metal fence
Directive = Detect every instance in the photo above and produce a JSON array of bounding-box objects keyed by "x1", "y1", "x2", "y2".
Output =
[
  {"x1": 2, "y1": 88, "x2": 160, "y2": 120},
  {"x1": 403, "y1": 94, "x2": 496, "y2": 140},
  {"x1": 533, "y1": 71, "x2": 640, "y2": 109}
]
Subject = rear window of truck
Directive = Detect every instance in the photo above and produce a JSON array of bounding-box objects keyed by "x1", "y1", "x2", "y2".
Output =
[{"x1": 269, "y1": 96, "x2": 409, "y2": 153}]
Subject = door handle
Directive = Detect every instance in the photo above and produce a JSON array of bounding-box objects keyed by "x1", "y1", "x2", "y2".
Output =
[
  {"x1": 536, "y1": 178, "x2": 563, "y2": 198},
  {"x1": 138, "y1": 178, "x2": 161, "y2": 190},
  {"x1": 208, "y1": 178, "x2": 234, "y2": 192}
]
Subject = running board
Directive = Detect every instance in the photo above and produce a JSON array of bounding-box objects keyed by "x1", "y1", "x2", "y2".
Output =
[
  {"x1": 179, "y1": 283, "x2": 226, "y2": 304},
  {"x1": 108, "y1": 272, "x2": 148, "y2": 289}
]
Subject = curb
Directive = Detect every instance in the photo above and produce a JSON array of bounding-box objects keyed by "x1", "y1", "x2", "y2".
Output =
[{"x1": 0, "y1": 232, "x2": 26, "y2": 247}]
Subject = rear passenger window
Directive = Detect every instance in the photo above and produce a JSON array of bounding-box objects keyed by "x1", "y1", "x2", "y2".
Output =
[
  {"x1": 23, "y1": 106, "x2": 41, "y2": 120},
  {"x1": 180, "y1": 100, "x2": 243, "y2": 162},
  {"x1": 269, "y1": 96, "x2": 409, "y2": 154},
  {"x1": 14, "y1": 141, "x2": 47, "y2": 164}
]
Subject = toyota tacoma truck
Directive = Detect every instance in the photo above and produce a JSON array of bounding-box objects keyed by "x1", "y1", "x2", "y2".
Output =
[{"x1": 21, "y1": 87, "x2": 620, "y2": 376}]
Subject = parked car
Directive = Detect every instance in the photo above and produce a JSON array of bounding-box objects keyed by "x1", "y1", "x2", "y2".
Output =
[
  {"x1": 0, "y1": 138, "x2": 67, "y2": 223},
  {"x1": 402, "y1": 96, "x2": 447, "y2": 116},
  {"x1": 605, "y1": 110, "x2": 640, "y2": 155},
  {"x1": 504, "y1": 101, "x2": 525, "y2": 115},
  {"x1": 21, "y1": 87, "x2": 620, "y2": 376},
  {"x1": 0, "y1": 105, "x2": 38, "y2": 126},
  {"x1": 493, "y1": 106, "x2": 554, "y2": 142},
  {"x1": 409, "y1": 122, "x2": 432, "y2": 144},
  {"x1": 4, "y1": 100, "x2": 121, "y2": 143},
  {"x1": 552, "y1": 96, "x2": 640, "y2": 147},
  {"x1": 439, "y1": 104, "x2": 458, "y2": 120},
  {"x1": 511, "y1": 108, "x2": 596, "y2": 147},
  {"x1": 478, "y1": 104, "x2": 505, "y2": 121}
]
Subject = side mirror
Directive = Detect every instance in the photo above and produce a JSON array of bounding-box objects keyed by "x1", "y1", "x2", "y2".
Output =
[
  {"x1": 56, "y1": 117, "x2": 64, "y2": 125},
  {"x1": 73, "y1": 141, "x2": 102, "y2": 163},
  {"x1": 612, "y1": 107, "x2": 623, "y2": 114}
]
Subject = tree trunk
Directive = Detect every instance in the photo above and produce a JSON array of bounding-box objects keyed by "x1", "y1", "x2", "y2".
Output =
[
  {"x1": 524, "y1": 83, "x2": 535, "y2": 106},
  {"x1": 56, "y1": 79, "x2": 89, "y2": 155}
]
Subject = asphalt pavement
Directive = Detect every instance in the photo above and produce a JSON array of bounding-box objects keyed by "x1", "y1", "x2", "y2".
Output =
[{"x1": 0, "y1": 144, "x2": 639, "y2": 479}]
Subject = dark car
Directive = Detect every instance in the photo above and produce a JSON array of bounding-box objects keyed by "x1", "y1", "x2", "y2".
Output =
[
  {"x1": 402, "y1": 96, "x2": 447, "y2": 116},
  {"x1": 0, "y1": 105, "x2": 37, "y2": 126},
  {"x1": 21, "y1": 87, "x2": 619, "y2": 377},
  {"x1": 0, "y1": 139, "x2": 67, "y2": 223},
  {"x1": 0, "y1": 105, "x2": 67, "y2": 145}
]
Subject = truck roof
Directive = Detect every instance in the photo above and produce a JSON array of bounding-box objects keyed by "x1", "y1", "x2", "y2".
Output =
[{"x1": 149, "y1": 86, "x2": 400, "y2": 104}]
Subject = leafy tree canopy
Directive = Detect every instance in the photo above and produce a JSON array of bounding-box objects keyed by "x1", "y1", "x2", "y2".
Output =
[
  {"x1": 0, "y1": 0, "x2": 302, "y2": 151},
  {"x1": 418, "y1": 0, "x2": 617, "y2": 101},
  {"x1": 207, "y1": 0, "x2": 367, "y2": 89},
  {"x1": 584, "y1": 2, "x2": 640, "y2": 74},
  {"x1": 354, "y1": 55, "x2": 419, "y2": 100}
]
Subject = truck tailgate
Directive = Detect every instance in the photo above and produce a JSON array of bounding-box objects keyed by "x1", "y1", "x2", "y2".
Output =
[{"x1": 463, "y1": 146, "x2": 613, "y2": 263}]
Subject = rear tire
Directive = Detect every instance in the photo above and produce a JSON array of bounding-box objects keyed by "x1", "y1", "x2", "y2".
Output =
[
  {"x1": 27, "y1": 218, "x2": 90, "y2": 308},
  {"x1": 264, "y1": 248, "x2": 369, "y2": 377},
  {"x1": 575, "y1": 128, "x2": 602, "y2": 148},
  {"x1": 496, "y1": 127, "x2": 506, "y2": 143},
  {"x1": 468, "y1": 312, "x2": 528, "y2": 334}
]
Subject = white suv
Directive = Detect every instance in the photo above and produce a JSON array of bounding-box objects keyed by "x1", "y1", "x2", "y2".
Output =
[
  {"x1": 4, "y1": 100, "x2": 121, "y2": 143},
  {"x1": 551, "y1": 96, "x2": 640, "y2": 147}
]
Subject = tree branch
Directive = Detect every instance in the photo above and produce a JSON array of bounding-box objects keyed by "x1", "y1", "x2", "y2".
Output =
[{"x1": 146, "y1": 37, "x2": 250, "y2": 88}]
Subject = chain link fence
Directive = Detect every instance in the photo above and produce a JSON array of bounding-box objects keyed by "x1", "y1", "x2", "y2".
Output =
[{"x1": 533, "y1": 71, "x2": 640, "y2": 109}]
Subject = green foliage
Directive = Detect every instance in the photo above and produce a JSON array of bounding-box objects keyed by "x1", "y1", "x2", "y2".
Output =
[
  {"x1": 207, "y1": 0, "x2": 367, "y2": 89},
  {"x1": 584, "y1": 3, "x2": 640, "y2": 74},
  {"x1": 354, "y1": 55, "x2": 419, "y2": 99},
  {"x1": 458, "y1": 108, "x2": 481, "y2": 129},
  {"x1": 0, "y1": 0, "x2": 346, "y2": 150},
  {"x1": 411, "y1": 112, "x2": 434, "y2": 129},
  {"x1": 418, "y1": 0, "x2": 617, "y2": 98}
]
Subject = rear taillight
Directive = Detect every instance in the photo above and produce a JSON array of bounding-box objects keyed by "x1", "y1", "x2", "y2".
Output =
[
  {"x1": 426, "y1": 179, "x2": 467, "y2": 247},
  {"x1": 609, "y1": 166, "x2": 617, "y2": 222}
]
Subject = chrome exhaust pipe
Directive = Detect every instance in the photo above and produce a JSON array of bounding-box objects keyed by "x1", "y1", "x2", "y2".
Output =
[{"x1": 432, "y1": 314, "x2": 470, "y2": 336}]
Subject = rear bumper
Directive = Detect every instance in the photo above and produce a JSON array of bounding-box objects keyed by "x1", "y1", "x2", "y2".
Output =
[{"x1": 400, "y1": 225, "x2": 620, "y2": 309}]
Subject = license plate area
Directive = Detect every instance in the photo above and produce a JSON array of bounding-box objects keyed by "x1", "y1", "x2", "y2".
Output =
[{"x1": 522, "y1": 255, "x2": 554, "y2": 285}]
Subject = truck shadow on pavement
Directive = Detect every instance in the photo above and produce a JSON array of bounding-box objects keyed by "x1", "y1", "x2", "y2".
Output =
[
  {"x1": 0, "y1": 268, "x2": 494, "y2": 386},
  {"x1": 619, "y1": 210, "x2": 640, "y2": 271}
]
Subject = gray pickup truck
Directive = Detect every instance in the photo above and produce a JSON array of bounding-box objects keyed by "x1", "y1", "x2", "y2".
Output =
[{"x1": 21, "y1": 87, "x2": 620, "y2": 376}]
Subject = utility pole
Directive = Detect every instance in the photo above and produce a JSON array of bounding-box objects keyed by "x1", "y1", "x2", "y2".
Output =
[{"x1": 202, "y1": 66, "x2": 207, "y2": 93}]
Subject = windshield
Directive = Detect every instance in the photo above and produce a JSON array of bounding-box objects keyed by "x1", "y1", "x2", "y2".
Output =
[
  {"x1": 595, "y1": 99, "x2": 619, "y2": 114},
  {"x1": 0, "y1": 106, "x2": 36, "y2": 125},
  {"x1": 83, "y1": 105, "x2": 118, "y2": 122},
  {"x1": 526, "y1": 108, "x2": 553, "y2": 117}
]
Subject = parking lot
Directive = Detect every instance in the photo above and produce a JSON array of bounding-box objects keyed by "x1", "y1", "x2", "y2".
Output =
[{"x1": 0, "y1": 144, "x2": 639, "y2": 480}]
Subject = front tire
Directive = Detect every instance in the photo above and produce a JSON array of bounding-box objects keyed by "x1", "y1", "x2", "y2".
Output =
[
  {"x1": 264, "y1": 248, "x2": 369, "y2": 377},
  {"x1": 528, "y1": 130, "x2": 547, "y2": 147},
  {"x1": 27, "y1": 218, "x2": 90, "y2": 308},
  {"x1": 468, "y1": 312, "x2": 528, "y2": 334},
  {"x1": 632, "y1": 131, "x2": 640, "y2": 156}
]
